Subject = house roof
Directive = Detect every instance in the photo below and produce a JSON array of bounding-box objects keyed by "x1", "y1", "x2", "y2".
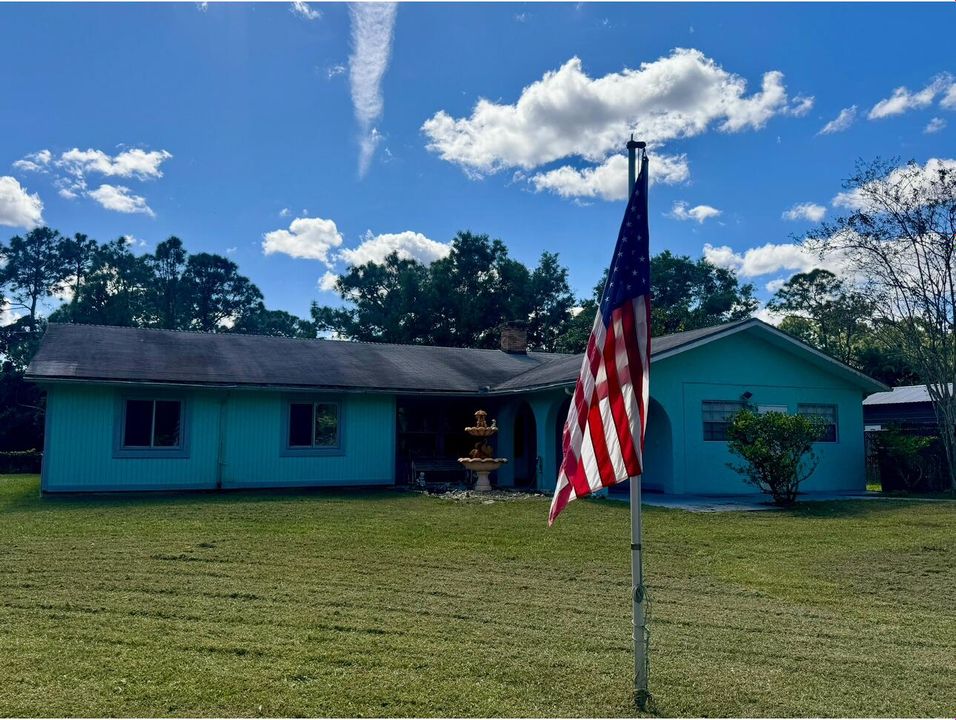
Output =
[
  {"x1": 25, "y1": 318, "x2": 888, "y2": 395},
  {"x1": 494, "y1": 317, "x2": 888, "y2": 394},
  {"x1": 863, "y1": 384, "x2": 949, "y2": 406},
  {"x1": 25, "y1": 323, "x2": 568, "y2": 395}
]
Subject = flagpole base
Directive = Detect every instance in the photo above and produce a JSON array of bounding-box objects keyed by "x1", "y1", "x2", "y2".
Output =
[{"x1": 634, "y1": 688, "x2": 652, "y2": 712}]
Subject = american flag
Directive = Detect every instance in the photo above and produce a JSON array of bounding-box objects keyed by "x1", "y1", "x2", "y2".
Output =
[{"x1": 549, "y1": 154, "x2": 651, "y2": 525}]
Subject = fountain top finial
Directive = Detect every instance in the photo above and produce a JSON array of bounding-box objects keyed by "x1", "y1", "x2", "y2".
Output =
[{"x1": 465, "y1": 409, "x2": 497, "y2": 437}]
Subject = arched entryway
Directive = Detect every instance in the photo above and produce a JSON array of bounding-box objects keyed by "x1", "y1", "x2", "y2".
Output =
[
  {"x1": 641, "y1": 398, "x2": 673, "y2": 493},
  {"x1": 554, "y1": 396, "x2": 571, "y2": 475},
  {"x1": 606, "y1": 396, "x2": 673, "y2": 495},
  {"x1": 513, "y1": 401, "x2": 538, "y2": 488}
]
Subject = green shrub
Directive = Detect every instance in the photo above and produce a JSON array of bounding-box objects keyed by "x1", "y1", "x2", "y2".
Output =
[
  {"x1": 872, "y1": 427, "x2": 946, "y2": 493},
  {"x1": 0, "y1": 450, "x2": 42, "y2": 475},
  {"x1": 726, "y1": 409, "x2": 825, "y2": 506}
]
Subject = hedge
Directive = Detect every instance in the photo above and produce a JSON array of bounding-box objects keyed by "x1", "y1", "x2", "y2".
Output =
[{"x1": 0, "y1": 450, "x2": 42, "y2": 475}]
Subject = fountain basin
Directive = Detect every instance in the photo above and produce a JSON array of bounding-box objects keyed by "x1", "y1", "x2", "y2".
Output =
[{"x1": 458, "y1": 457, "x2": 508, "y2": 493}]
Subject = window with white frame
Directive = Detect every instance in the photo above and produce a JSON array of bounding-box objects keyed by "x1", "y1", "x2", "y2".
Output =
[
  {"x1": 702, "y1": 400, "x2": 747, "y2": 441},
  {"x1": 797, "y1": 403, "x2": 838, "y2": 442}
]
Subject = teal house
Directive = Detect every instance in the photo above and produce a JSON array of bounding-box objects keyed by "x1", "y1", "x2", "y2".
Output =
[{"x1": 26, "y1": 319, "x2": 886, "y2": 495}]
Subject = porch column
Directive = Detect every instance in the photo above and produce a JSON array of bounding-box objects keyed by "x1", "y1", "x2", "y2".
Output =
[
  {"x1": 528, "y1": 390, "x2": 566, "y2": 492},
  {"x1": 493, "y1": 401, "x2": 517, "y2": 487}
]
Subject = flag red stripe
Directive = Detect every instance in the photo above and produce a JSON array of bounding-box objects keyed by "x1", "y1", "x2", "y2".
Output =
[
  {"x1": 619, "y1": 298, "x2": 647, "y2": 457},
  {"x1": 548, "y1": 480, "x2": 574, "y2": 526},
  {"x1": 587, "y1": 397, "x2": 617, "y2": 487},
  {"x1": 604, "y1": 309, "x2": 640, "y2": 477}
]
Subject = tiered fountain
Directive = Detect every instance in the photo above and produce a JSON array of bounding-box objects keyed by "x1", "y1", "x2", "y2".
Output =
[{"x1": 458, "y1": 410, "x2": 508, "y2": 493}]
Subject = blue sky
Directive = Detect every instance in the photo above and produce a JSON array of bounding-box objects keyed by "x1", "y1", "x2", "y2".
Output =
[{"x1": 1, "y1": 2, "x2": 954, "y2": 321}]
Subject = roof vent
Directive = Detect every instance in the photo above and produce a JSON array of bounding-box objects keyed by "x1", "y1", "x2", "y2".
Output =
[{"x1": 500, "y1": 322, "x2": 528, "y2": 354}]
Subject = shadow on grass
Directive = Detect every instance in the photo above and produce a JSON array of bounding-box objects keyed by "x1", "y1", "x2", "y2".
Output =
[
  {"x1": 1, "y1": 474, "x2": 415, "y2": 514},
  {"x1": 778, "y1": 498, "x2": 944, "y2": 519}
]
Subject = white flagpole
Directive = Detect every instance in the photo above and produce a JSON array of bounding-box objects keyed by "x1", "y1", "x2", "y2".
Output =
[{"x1": 626, "y1": 136, "x2": 650, "y2": 710}]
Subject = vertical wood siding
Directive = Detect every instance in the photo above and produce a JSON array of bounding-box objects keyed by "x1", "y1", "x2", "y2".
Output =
[
  {"x1": 42, "y1": 386, "x2": 396, "y2": 492},
  {"x1": 43, "y1": 385, "x2": 220, "y2": 492},
  {"x1": 221, "y1": 393, "x2": 395, "y2": 488}
]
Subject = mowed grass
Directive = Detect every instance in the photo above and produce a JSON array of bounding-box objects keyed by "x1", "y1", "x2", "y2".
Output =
[{"x1": 1, "y1": 476, "x2": 955, "y2": 717}]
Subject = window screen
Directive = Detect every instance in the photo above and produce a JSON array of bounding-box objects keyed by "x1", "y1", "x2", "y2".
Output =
[
  {"x1": 123, "y1": 399, "x2": 182, "y2": 448},
  {"x1": 798, "y1": 404, "x2": 838, "y2": 442},
  {"x1": 702, "y1": 400, "x2": 746, "y2": 441},
  {"x1": 288, "y1": 401, "x2": 339, "y2": 449},
  {"x1": 288, "y1": 403, "x2": 314, "y2": 447}
]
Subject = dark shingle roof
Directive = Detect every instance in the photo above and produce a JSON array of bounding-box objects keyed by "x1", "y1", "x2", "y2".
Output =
[
  {"x1": 25, "y1": 317, "x2": 885, "y2": 395},
  {"x1": 25, "y1": 323, "x2": 568, "y2": 395},
  {"x1": 492, "y1": 318, "x2": 754, "y2": 391}
]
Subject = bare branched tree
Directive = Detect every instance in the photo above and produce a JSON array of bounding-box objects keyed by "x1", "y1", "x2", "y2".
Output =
[{"x1": 807, "y1": 158, "x2": 956, "y2": 491}]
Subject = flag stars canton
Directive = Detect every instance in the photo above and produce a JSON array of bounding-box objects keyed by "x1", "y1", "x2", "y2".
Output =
[{"x1": 599, "y1": 177, "x2": 650, "y2": 325}]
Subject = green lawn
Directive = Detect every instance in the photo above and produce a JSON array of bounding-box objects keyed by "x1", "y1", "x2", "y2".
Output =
[{"x1": 1, "y1": 475, "x2": 954, "y2": 717}]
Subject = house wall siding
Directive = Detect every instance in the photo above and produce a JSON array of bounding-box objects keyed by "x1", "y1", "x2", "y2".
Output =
[
  {"x1": 41, "y1": 385, "x2": 395, "y2": 492},
  {"x1": 42, "y1": 385, "x2": 221, "y2": 492},
  {"x1": 650, "y1": 329, "x2": 868, "y2": 495},
  {"x1": 221, "y1": 392, "x2": 395, "y2": 488}
]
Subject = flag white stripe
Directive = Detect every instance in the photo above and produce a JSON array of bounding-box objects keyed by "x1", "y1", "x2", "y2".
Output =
[{"x1": 613, "y1": 308, "x2": 643, "y2": 469}]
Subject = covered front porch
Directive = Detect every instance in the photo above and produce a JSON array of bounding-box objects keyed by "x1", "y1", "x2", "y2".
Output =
[{"x1": 394, "y1": 389, "x2": 571, "y2": 492}]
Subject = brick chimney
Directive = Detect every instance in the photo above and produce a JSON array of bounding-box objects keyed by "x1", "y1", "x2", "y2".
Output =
[{"x1": 500, "y1": 322, "x2": 528, "y2": 354}]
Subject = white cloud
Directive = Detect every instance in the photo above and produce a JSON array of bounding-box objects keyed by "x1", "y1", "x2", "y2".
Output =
[
  {"x1": 868, "y1": 74, "x2": 952, "y2": 120},
  {"x1": 290, "y1": 1, "x2": 320, "y2": 20},
  {"x1": 225, "y1": 246, "x2": 237, "y2": 255},
  {"x1": 339, "y1": 230, "x2": 451, "y2": 267},
  {"x1": 669, "y1": 200, "x2": 721, "y2": 223},
  {"x1": 318, "y1": 270, "x2": 339, "y2": 292},
  {"x1": 832, "y1": 158, "x2": 956, "y2": 211},
  {"x1": 786, "y1": 95, "x2": 814, "y2": 117},
  {"x1": 753, "y1": 305, "x2": 786, "y2": 326},
  {"x1": 89, "y1": 184, "x2": 155, "y2": 216},
  {"x1": 924, "y1": 117, "x2": 946, "y2": 134},
  {"x1": 817, "y1": 106, "x2": 857, "y2": 135},
  {"x1": 12, "y1": 149, "x2": 52, "y2": 173},
  {"x1": 703, "y1": 242, "x2": 820, "y2": 278},
  {"x1": 348, "y1": 3, "x2": 398, "y2": 177},
  {"x1": 0, "y1": 176, "x2": 44, "y2": 228},
  {"x1": 764, "y1": 277, "x2": 788, "y2": 293},
  {"x1": 57, "y1": 147, "x2": 172, "y2": 180},
  {"x1": 942, "y1": 84, "x2": 956, "y2": 110},
  {"x1": 262, "y1": 216, "x2": 344, "y2": 264},
  {"x1": 13, "y1": 146, "x2": 170, "y2": 215},
  {"x1": 279, "y1": 207, "x2": 291, "y2": 217},
  {"x1": 326, "y1": 64, "x2": 346, "y2": 80},
  {"x1": 530, "y1": 152, "x2": 689, "y2": 201},
  {"x1": 1, "y1": 301, "x2": 24, "y2": 327},
  {"x1": 122, "y1": 234, "x2": 147, "y2": 248},
  {"x1": 782, "y1": 202, "x2": 826, "y2": 222},
  {"x1": 423, "y1": 49, "x2": 797, "y2": 178}
]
